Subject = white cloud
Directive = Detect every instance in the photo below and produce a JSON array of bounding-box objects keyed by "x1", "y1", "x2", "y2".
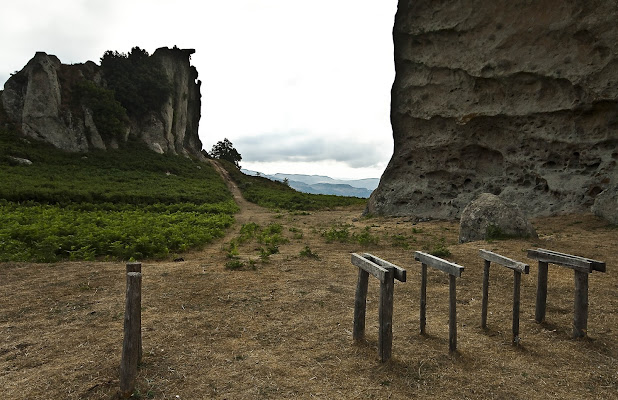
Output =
[{"x1": 0, "y1": 0, "x2": 397, "y2": 179}]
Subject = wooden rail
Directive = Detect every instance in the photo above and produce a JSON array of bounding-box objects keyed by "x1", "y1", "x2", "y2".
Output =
[
  {"x1": 479, "y1": 250, "x2": 529, "y2": 344},
  {"x1": 351, "y1": 253, "x2": 406, "y2": 362},
  {"x1": 527, "y1": 249, "x2": 606, "y2": 338},
  {"x1": 119, "y1": 263, "x2": 143, "y2": 398},
  {"x1": 414, "y1": 251, "x2": 464, "y2": 352}
]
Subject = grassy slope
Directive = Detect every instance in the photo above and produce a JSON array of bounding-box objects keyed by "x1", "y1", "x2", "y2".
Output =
[{"x1": 0, "y1": 128, "x2": 237, "y2": 261}]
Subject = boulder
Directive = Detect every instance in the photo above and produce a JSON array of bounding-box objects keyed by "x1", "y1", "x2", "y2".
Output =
[
  {"x1": 459, "y1": 193, "x2": 537, "y2": 243},
  {"x1": 592, "y1": 186, "x2": 618, "y2": 225}
]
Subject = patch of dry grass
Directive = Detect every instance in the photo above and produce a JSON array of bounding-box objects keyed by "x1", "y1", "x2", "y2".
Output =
[{"x1": 1, "y1": 207, "x2": 616, "y2": 399}]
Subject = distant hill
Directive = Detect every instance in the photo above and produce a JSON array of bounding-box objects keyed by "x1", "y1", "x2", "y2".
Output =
[{"x1": 242, "y1": 170, "x2": 379, "y2": 198}]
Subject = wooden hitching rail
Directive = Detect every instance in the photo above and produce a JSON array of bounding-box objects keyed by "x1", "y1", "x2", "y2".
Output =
[
  {"x1": 351, "y1": 253, "x2": 406, "y2": 362},
  {"x1": 527, "y1": 248, "x2": 606, "y2": 338},
  {"x1": 479, "y1": 250, "x2": 529, "y2": 344},
  {"x1": 414, "y1": 251, "x2": 464, "y2": 352}
]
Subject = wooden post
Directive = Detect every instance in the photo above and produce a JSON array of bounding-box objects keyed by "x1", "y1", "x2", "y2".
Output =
[
  {"x1": 481, "y1": 260, "x2": 490, "y2": 329},
  {"x1": 120, "y1": 272, "x2": 142, "y2": 398},
  {"x1": 535, "y1": 261, "x2": 548, "y2": 323},
  {"x1": 448, "y1": 275, "x2": 457, "y2": 352},
  {"x1": 126, "y1": 262, "x2": 142, "y2": 362},
  {"x1": 573, "y1": 270, "x2": 589, "y2": 338},
  {"x1": 353, "y1": 269, "x2": 369, "y2": 340},
  {"x1": 513, "y1": 270, "x2": 521, "y2": 344},
  {"x1": 420, "y1": 263, "x2": 427, "y2": 335},
  {"x1": 378, "y1": 267, "x2": 394, "y2": 362}
]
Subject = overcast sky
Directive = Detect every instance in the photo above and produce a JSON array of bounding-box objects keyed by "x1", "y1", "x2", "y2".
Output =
[{"x1": 0, "y1": 0, "x2": 397, "y2": 179}]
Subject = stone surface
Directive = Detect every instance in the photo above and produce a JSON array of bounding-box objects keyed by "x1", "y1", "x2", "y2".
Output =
[
  {"x1": 459, "y1": 193, "x2": 537, "y2": 243},
  {"x1": 0, "y1": 48, "x2": 203, "y2": 158},
  {"x1": 367, "y1": 0, "x2": 618, "y2": 220},
  {"x1": 592, "y1": 185, "x2": 618, "y2": 225}
]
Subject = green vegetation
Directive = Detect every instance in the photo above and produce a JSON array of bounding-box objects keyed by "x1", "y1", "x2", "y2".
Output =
[
  {"x1": 219, "y1": 160, "x2": 366, "y2": 211},
  {"x1": 321, "y1": 224, "x2": 380, "y2": 245},
  {"x1": 425, "y1": 237, "x2": 452, "y2": 258},
  {"x1": 209, "y1": 138, "x2": 242, "y2": 168},
  {"x1": 299, "y1": 245, "x2": 319, "y2": 259},
  {"x1": 74, "y1": 80, "x2": 128, "y2": 141},
  {"x1": 0, "y1": 128, "x2": 236, "y2": 262},
  {"x1": 100, "y1": 47, "x2": 171, "y2": 117}
]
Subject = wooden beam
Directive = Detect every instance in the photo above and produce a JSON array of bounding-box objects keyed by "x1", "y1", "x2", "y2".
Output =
[
  {"x1": 479, "y1": 250, "x2": 529, "y2": 274},
  {"x1": 535, "y1": 248, "x2": 606, "y2": 273},
  {"x1": 535, "y1": 261, "x2": 549, "y2": 323},
  {"x1": 362, "y1": 253, "x2": 406, "y2": 282},
  {"x1": 414, "y1": 251, "x2": 464, "y2": 277},
  {"x1": 449, "y1": 275, "x2": 457, "y2": 352},
  {"x1": 353, "y1": 269, "x2": 369, "y2": 341},
  {"x1": 120, "y1": 272, "x2": 142, "y2": 398},
  {"x1": 573, "y1": 270, "x2": 589, "y2": 338},
  {"x1": 420, "y1": 263, "x2": 427, "y2": 335},
  {"x1": 378, "y1": 268, "x2": 394, "y2": 362},
  {"x1": 527, "y1": 249, "x2": 592, "y2": 273},
  {"x1": 513, "y1": 270, "x2": 522, "y2": 344},
  {"x1": 481, "y1": 260, "x2": 490, "y2": 329},
  {"x1": 351, "y1": 253, "x2": 388, "y2": 283}
]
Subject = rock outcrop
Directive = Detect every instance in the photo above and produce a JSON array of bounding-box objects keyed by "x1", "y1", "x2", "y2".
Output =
[
  {"x1": 367, "y1": 0, "x2": 618, "y2": 220},
  {"x1": 459, "y1": 193, "x2": 537, "y2": 243},
  {"x1": 0, "y1": 47, "x2": 203, "y2": 158}
]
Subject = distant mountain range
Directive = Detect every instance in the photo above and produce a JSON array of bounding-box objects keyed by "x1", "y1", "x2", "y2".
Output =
[{"x1": 242, "y1": 170, "x2": 379, "y2": 198}]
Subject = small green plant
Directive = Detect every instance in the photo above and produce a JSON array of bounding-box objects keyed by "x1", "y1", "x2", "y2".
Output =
[
  {"x1": 322, "y1": 224, "x2": 352, "y2": 243},
  {"x1": 391, "y1": 234, "x2": 411, "y2": 249},
  {"x1": 225, "y1": 260, "x2": 245, "y2": 270},
  {"x1": 289, "y1": 227, "x2": 304, "y2": 239},
  {"x1": 299, "y1": 245, "x2": 319, "y2": 259},
  {"x1": 427, "y1": 237, "x2": 451, "y2": 258},
  {"x1": 355, "y1": 226, "x2": 379, "y2": 245}
]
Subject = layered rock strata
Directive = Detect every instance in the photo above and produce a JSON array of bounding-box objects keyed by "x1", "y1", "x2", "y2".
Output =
[
  {"x1": 367, "y1": 0, "x2": 618, "y2": 219},
  {"x1": 0, "y1": 47, "x2": 203, "y2": 158}
]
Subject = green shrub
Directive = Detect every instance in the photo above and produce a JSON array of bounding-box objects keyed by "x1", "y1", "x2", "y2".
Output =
[{"x1": 299, "y1": 245, "x2": 319, "y2": 259}]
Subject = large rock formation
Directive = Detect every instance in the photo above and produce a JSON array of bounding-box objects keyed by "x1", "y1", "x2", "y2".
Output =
[
  {"x1": 0, "y1": 47, "x2": 203, "y2": 158},
  {"x1": 367, "y1": 0, "x2": 618, "y2": 220}
]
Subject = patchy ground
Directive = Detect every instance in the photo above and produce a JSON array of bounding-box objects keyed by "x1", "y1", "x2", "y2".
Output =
[{"x1": 1, "y1": 193, "x2": 617, "y2": 399}]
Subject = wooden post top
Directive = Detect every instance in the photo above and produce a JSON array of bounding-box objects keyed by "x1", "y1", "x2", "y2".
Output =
[
  {"x1": 351, "y1": 253, "x2": 406, "y2": 283},
  {"x1": 480, "y1": 250, "x2": 529, "y2": 274},
  {"x1": 527, "y1": 248, "x2": 605, "y2": 273},
  {"x1": 414, "y1": 251, "x2": 464, "y2": 277}
]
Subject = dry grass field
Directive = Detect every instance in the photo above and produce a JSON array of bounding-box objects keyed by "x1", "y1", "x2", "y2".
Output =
[{"x1": 1, "y1": 195, "x2": 617, "y2": 399}]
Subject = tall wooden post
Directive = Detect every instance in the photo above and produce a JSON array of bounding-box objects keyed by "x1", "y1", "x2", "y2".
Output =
[
  {"x1": 353, "y1": 269, "x2": 369, "y2": 340},
  {"x1": 448, "y1": 275, "x2": 457, "y2": 352},
  {"x1": 420, "y1": 263, "x2": 427, "y2": 335},
  {"x1": 535, "y1": 261, "x2": 549, "y2": 323},
  {"x1": 120, "y1": 271, "x2": 142, "y2": 398},
  {"x1": 481, "y1": 260, "x2": 490, "y2": 329},
  {"x1": 378, "y1": 267, "x2": 394, "y2": 362},
  {"x1": 126, "y1": 262, "x2": 142, "y2": 362},
  {"x1": 573, "y1": 270, "x2": 589, "y2": 338},
  {"x1": 513, "y1": 270, "x2": 522, "y2": 344}
]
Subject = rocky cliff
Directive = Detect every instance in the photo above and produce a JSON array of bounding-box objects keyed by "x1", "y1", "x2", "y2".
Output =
[
  {"x1": 0, "y1": 47, "x2": 203, "y2": 158},
  {"x1": 367, "y1": 0, "x2": 618, "y2": 220}
]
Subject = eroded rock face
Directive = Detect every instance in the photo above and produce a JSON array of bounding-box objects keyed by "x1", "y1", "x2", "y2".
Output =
[
  {"x1": 367, "y1": 0, "x2": 618, "y2": 220},
  {"x1": 0, "y1": 48, "x2": 203, "y2": 158},
  {"x1": 459, "y1": 193, "x2": 537, "y2": 243}
]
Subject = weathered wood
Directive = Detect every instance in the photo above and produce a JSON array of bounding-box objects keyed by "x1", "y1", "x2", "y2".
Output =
[
  {"x1": 480, "y1": 250, "x2": 529, "y2": 274},
  {"x1": 353, "y1": 269, "x2": 369, "y2": 341},
  {"x1": 351, "y1": 253, "x2": 388, "y2": 283},
  {"x1": 420, "y1": 263, "x2": 427, "y2": 335},
  {"x1": 414, "y1": 251, "x2": 464, "y2": 277},
  {"x1": 573, "y1": 270, "x2": 589, "y2": 338},
  {"x1": 535, "y1": 261, "x2": 549, "y2": 323},
  {"x1": 448, "y1": 274, "x2": 457, "y2": 352},
  {"x1": 362, "y1": 253, "x2": 406, "y2": 282},
  {"x1": 378, "y1": 267, "x2": 394, "y2": 362},
  {"x1": 481, "y1": 260, "x2": 490, "y2": 329},
  {"x1": 120, "y1": 272, "x2": 142, "y2": 398},
  {"x1": 125, "y1": 262, "x2": 142, "y2": 362},
  {"x1": 536, "y1": 248, "x2": 606, "y2": 273},
  {"x1": 527, "y1": 249, "x2": 592, "y2": 273},
  {"x1": 513, "y1": 270, "x2": 522, "y2": 344},
  {"x1": 126, "y1": 262, "x2": 142, "y2": 273}
]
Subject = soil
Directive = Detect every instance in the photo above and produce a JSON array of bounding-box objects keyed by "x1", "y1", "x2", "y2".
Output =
[{"x1": 1, "y1": 166, "x2": 617, "y2": 399}]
